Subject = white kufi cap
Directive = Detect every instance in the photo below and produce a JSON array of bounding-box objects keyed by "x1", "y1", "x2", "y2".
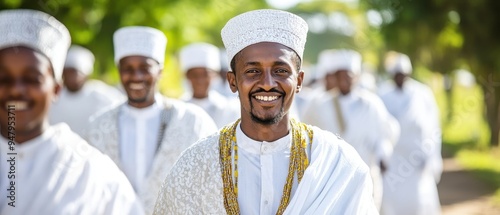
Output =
[
  {"x1": 179, "y1": 42, "x2": 221, "y2": 73},
  {"x1": 64, "y1": 45, "x2": 95, "y2": 76},
  {"x1": 221, "y1": 9, "x2": 308, "y2": 65},
  {"x1": 385, "y1": 51, "x2": 412, "y2": 75},
  {"x1": 316, "y1": 49, "x2": 362, "y2": 78},
  {"x1": 113, "y1": 26, "x2": 167, "y2": 68},
  {"x1": 0, "y1": 9, "x2": 71, "y2": 82}
]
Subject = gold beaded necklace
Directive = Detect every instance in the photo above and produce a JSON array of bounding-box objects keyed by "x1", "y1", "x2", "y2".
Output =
[{"x1": 219, "y1": 118, "x2": 314, "y2": 215}]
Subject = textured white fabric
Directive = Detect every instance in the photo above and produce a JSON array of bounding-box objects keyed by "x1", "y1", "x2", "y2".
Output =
[
  {"x1": 64, "y1": 45, "x2": 95, "y2": 76},
  {"x1": 84, "y1": 97, "x2": 217, "y2": 215},
  {"x1": 49, "y1": 80, "x2": 124, "y2": 136},
  {"x1": 384, "y1": 52, "x2": 412, "y2": 75},
  {"x1": 378, "y1": 79, "x2": 442, "y2": 215},
  {"x1": 153, "y1": 124, "x2": 378, "y2": 214},
  {"x1": 235, "y1": 125, "x2": 293, "y2": 214},
  {"x1": 221, "y1": 9, "x2": 308, "y2": 63},
  {"x1": 119, "y1": 97, "x2": 163, "y2": 192},
  {"x1": 0, "y1": 9, "x2": 71, "y2": 82},
  {"x1": 0, "y1": 123, "x2": 143, "y2": 215},
  {"x1": 316, "y1": 49, "x2": 362, "y2": 78},
  {"x1": 180, "y1": 42, "x2": 221, "y2": 73},
  {"x1": 183, "y1": 90, "x2": 240, "y2": 128},
  {"x1": 113, "y1": 26, "x2": 167, "y2": 67},
  {"x1": 301, "y1": 88, "x2": 397, "y2": 210}
]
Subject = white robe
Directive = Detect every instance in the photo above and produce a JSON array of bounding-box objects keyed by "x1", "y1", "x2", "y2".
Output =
[
  {"x1": 0, "y1": 123, "x2": 143, "y2": 215},
  {"x1": 183, "y1": 90, "x2": 240, "y2": 128},
  {"x1": 84, "y1": 96, "x2": 218, "y2": 214},
  {"x1": 153, "y1": 123, "x2": 378, "y2": 214},
  {"x1": 378, "y1": 79, "x2": 442, "y2": 215},
  {"x1": 301, "y1": 88, "x2": 397, "y2": 209},
  {"x1": 49, "y1": 80, "x2": 125, "y2": 136}
]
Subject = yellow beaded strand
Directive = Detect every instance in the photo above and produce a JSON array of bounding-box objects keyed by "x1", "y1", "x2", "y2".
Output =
[{"x1": 219, "y1": 119, "x2": 314, "y2": 215}]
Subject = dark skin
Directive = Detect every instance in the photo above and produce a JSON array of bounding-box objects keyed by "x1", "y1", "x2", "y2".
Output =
[
  {"x1": 393, "y1": 72, "x2": 407, "y2": 89},
  {"x1": 332, "y1": 70, "x2": 353, "y2": 95},
  {"x1": 186, "y1": 67, "x2": 217, "y2": 99},
  {"x1": 227, "y1": 42, "x2": 304, "y2": 142},
  {"x1": 118, "y1": 56, "x2": 162, "y2": 108},
  {"x1": 62, "y1": 67, "x2": 87, "y2": 92},
  {"x1": 0, "y1": 46, "x2": 61, "y2": 144}
]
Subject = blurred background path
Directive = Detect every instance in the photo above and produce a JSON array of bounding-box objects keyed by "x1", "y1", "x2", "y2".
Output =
[{"x1": 439, "y1": 156, "x2": 500, "y2": 215}]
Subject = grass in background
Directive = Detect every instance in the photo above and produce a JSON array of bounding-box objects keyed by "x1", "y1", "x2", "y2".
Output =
[{"x1": 426, "y1": 69, "x2": 500, "y2": 206}]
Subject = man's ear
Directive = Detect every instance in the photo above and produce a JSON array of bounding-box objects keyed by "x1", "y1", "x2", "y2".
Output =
[
  {"x1": 52, "y1": 80, "x2": 62, "y2": 102},
  {"x1": 227, "y1": 71, "x2": 238, "y2": 93},
  {"x1": 296, "y1": 70, "x2": 304, "y2": 93}
]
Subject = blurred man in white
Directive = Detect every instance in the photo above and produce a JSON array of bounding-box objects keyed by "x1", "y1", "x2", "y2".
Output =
[
  {"x1": 180, "y1": 42, "x2": 240, "y2": 128},
  {"x1": 301, "y1": 49, "x2": 398, "y2": 210},
  {"x1": 0, "y1": 9, "x2": 143, "y2": 215},
  {"x1": 49, "y1": 45, "x2": 124, "y2": 136},
  {"x1": 84, "y1": 26, "x2": 217, "y2": 214},
  {"x1": 378, "y1": 52, "x2": 442, "y2": 215},
  {"x1": 154, "y1": 9, "x2": 377, "y2": 214}
]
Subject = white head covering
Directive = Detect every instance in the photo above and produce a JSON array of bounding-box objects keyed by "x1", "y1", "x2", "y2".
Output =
[
  {"x1": 113, "y1": 26, "x2": 167, "y2": 68},
  {"x1": 385, "y1": 51, "x2": 412, "y2": 75},
  {"x1": 221, "y1": 9, "x2": 308, "y2": 65},
  {"x1": 0, "y1": 9, "x2": 71, "y2": 82},
  {"x1": 179, "y1": 42, "x2": 221, "y2": 73},
  {"x1": 316, "y1": 49, "x2": 362, "y2": 78},
  {"x1": 64, "y1": 45, "x2": 95, "y2": 76}
]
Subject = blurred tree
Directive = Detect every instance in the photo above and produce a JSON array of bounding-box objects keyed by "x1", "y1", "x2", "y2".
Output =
[
  {"x1": 288, "y1": 0, "x2": 384, "y2": 81},
  {"x1": 0, "y1": 0, "x2": 267, "y2": 97},
  {"x1": 365, "y1": 0, "x2": 500, "y2": 147}
]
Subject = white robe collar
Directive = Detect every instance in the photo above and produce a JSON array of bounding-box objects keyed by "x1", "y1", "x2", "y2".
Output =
[{"x1": 236, "y1": 122, "x2": 291, "y2": 155}]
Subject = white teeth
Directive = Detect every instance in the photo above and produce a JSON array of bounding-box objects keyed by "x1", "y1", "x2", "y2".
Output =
[
  {"x1": 255, "y1": 96, "x2": 279, "y2": 101},
  {"x1": 6, "y1": 101, "x2": 28, "y2": 111},
  {"x1": 129, "y1": 83, "x2": 144, "y2": 90}
]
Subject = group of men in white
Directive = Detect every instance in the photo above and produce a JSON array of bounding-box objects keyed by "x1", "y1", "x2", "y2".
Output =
[{"x1": 0, "y1": 7, "x2": 442, "y2": 215}]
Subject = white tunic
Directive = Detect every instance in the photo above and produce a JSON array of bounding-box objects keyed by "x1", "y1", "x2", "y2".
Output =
[
  {"x1": 0, "y1": 123, "x2": 143, "y2": 215},
  {"x1": 49, "y1": 80, "x2": 125, "y2": 136},
  {"x1": 378, "y1": 79, "x2": 442, "y2": 215},
  {"x1": 184, "y1": 90, "x2": 240, "y2": 128},
  {"x1": 119, "y1": 97, "x2": 162, "y2": 191},
  {"x1": 301, "y1": 88, "x2": 397, "y2": 209},
  {"x1": 84, "y1": 96, "x2": 218, "y2": 214},
  {"x1": 153, "y1": 123, "x2": 378, "y2": 214}
]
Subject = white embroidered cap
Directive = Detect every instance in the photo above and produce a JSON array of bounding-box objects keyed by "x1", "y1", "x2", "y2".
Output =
[
  {"x1": 113, "y1": 26, "x2": 167, "y2": 68},
  {"x1": 0, "y1": 9, "x2": 71, "y2": 82},
  {"x1": 385, "y1": 51, "x2": 412, "y2": 75},
  {"x1": 179, "y1": 42, "x2": 221, "y2": 73},
  {"x1": 221, "y1": 9, "x2": 308, "y2": 65},
  {"x1": 64, "y1": 45, "x2": 95, "y2": 76},
  {"x1": 316, "y1": 49, "x2": 362, "y2": 78}
]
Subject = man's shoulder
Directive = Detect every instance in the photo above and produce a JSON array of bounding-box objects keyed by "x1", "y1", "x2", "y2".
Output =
[{"x1": 310, "y1": 126, "x2": 370, "y2": 171}]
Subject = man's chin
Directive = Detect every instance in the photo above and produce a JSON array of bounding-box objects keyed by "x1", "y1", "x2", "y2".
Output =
[
  {"x1": 250, "y1": 112, "x2": 285, "y2": 125},
  {"x1": 128, "y1": 97, "x2": 148, "y2": 104}
]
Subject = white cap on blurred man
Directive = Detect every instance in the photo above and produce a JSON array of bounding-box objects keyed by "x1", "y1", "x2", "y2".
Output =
[
  {"x1": 0, "y1": 9, "x2": 71, "y2": 82},
  {"x1": 384, "y1": 51, "x2": 412, "y2": 75},
  {"x1": 113, "y1": 26, "x2": 167, "y2": 68},
  {"x1": 179, "y1": 42, "x2": 221, "y2": 73},
  {"x1": 65, "y1": 45, "x2": 95, "y2": 76},
  {"x1": 316, "y1": 49, "x2": 362, "y2": 78}
]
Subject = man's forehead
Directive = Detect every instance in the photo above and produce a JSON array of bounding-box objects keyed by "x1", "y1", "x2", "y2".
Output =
[{"x1": 119, "y1": 55, "x2": 159, "y2": 66}]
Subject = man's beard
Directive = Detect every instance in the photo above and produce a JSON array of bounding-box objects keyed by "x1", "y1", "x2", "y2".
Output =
[{"x1": 249, "y1": 98, "x2": 286, "y2": 125}]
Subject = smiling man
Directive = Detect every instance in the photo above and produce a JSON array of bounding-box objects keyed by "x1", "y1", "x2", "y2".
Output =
[
  {"x1": 83, "y1": 26, "x2": 217, "y2": 214},
  {"x1": 0, "y1": 9, "x2": 142, "y2": 215},
  {"x1": 153, "y1": 9, "x2": 378, "y2": 214},
  {"x1": 180, "y1": 42, "x2": 240, "y2": 128}
]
